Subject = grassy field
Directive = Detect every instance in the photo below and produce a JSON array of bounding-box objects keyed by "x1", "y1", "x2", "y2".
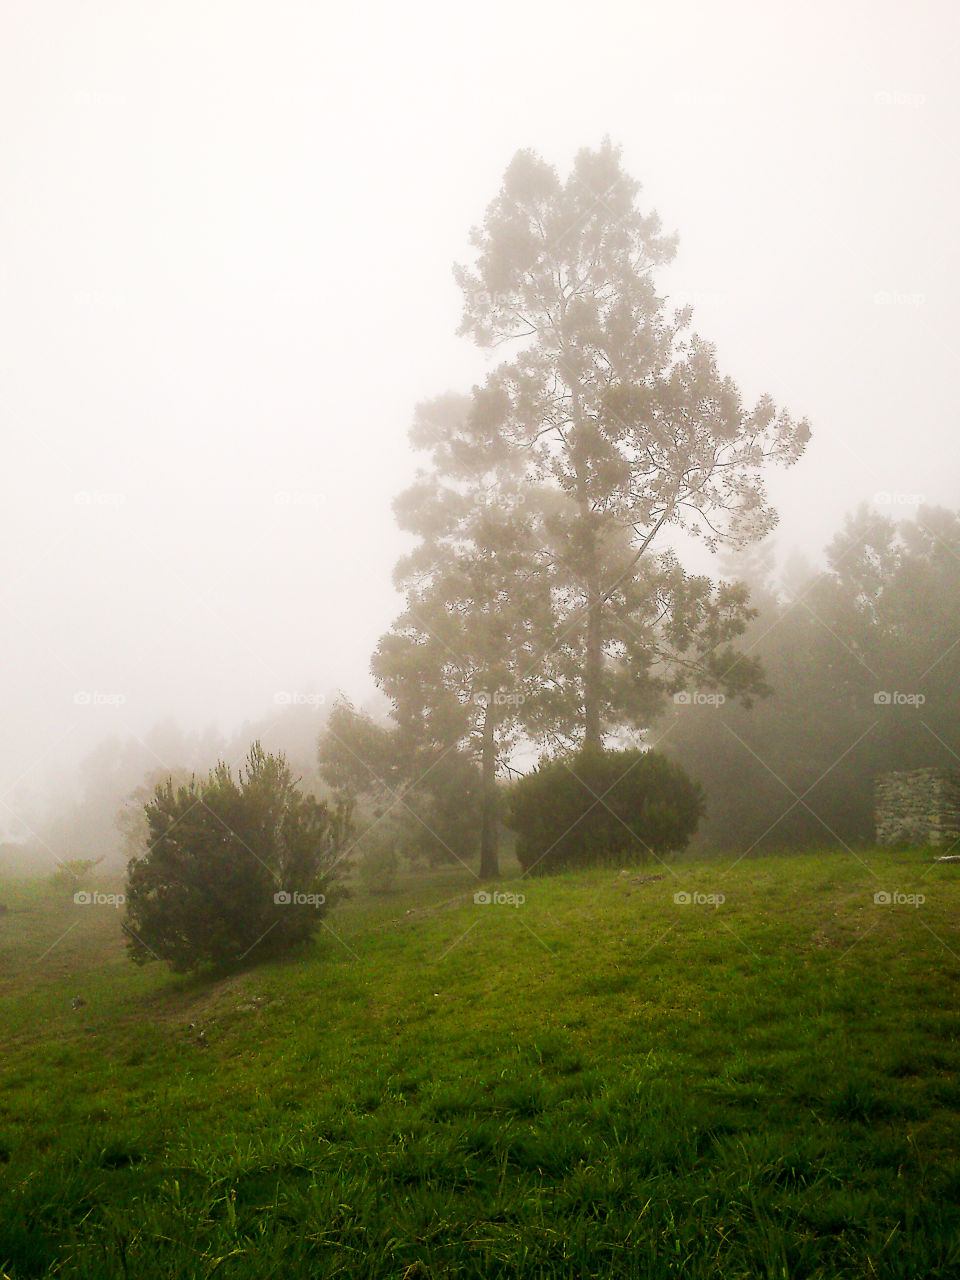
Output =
[{"x1": 1, "y1": 849, "x2": 959, "y2": 1278}]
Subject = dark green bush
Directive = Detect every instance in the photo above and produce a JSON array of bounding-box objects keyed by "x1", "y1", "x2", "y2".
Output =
[
  {"x1": 507, "y1": 747, "x2": 704, "y2": 874},
  {"x1": 124, "y1": 743, "x2": 350, "y2": 972}
]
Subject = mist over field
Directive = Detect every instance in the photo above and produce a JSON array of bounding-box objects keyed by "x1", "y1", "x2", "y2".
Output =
[
  {"x1": 3, "y1": 4, "x2": 960, "y2": 1278},
  {"x1": 2, "y1": 0, "x2": 958, "y2": 859}
]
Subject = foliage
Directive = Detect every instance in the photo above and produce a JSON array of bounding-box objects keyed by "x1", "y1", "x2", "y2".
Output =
[
  {"x1": 399, "y1": 747, "x2": 484, "y2": 868},
  {"x1": 317, "y1": 698, "x2": 401, "y2": 802},
  {"x1": 124, "y1": 743, "x2": 349, "y2": 972},
  {"x1": 508, "y1": 746, "x2": 704, "y2": 873},
  {"x1": 372, "y1": 393, "x2": 552, "y2": 876},
  {"x1": 318, "y1": 699, "x2": 483, "y2": 870}
]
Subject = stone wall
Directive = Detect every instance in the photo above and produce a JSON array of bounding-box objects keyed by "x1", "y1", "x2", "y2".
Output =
[{"x1": 875, "y1": 768, "x2": 960, "y2": 847}]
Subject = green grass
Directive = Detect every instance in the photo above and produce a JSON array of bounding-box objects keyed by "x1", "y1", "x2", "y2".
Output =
[{"x1": 1, "y1": 849, "x2": 959, "y2": 1278}]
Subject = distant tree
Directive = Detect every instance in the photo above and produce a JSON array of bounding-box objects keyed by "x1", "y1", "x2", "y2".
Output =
[
  {"x1": 317, "y1": 698, "x2": 402, "y2": 805},
  {"x1": 124, "y1": 743, "x2": 349, "y2": 972},
  {"x1": 372, "y1": 392, "x2": 553, "y2": 877},
  {"x1": 48, "y1": 856, "x2": 104, "y2": 898},
  {"x1": 357, "y1": 842, "x2": 399, "y2": 895},
  {"x1": 225, "y1": 700, "x2": 332, "y2": 796},
  {"x1": 116, "y1": 765, "x2": 194, "y2": 864},
  {"x1": 317, "y1": 697, "x2": 483, "y2": 873},
  {"x1": 455, "y1": 141, "x2": 810, "y2": 749}
]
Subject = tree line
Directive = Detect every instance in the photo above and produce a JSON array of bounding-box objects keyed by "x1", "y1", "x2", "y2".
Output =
[{"x1": 661, "y1": 504, "x2": 960, "y2": 853}]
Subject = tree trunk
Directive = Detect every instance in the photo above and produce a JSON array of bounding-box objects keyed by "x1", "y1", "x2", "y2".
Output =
[
  {"x1": 583, "y1": 526, "x2": 604, "y2": 753},
  {"x1": 478, "y1": 699, "x2": 500, "y2": 878},
  {"x1": 570, "y1": 376, "x2": 604, "y2": 754}
]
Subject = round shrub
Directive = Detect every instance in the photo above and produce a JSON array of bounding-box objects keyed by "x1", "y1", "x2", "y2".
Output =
[{"x1": 507, "y1": 747, "x2": 704, "y2": 874}]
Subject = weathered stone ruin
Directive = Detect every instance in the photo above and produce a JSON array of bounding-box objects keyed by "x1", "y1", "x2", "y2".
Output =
[{"x1": 874, "y1": 768, "x2": 960, "y2": 848}]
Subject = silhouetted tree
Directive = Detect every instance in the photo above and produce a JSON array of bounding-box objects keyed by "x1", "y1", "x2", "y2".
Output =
[{"x1": 455, "y1": 141, "x2": 810, "y2": 749}]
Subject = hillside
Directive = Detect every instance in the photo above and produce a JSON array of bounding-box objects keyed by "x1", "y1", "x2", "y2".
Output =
[{"x1": 1, "y1": 851, "x2": 959, "y2": 1279}]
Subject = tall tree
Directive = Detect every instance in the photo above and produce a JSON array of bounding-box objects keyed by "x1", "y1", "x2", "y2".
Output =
[
  {"x1": 455, "y1": 141, "x2": 810, "y2": 748},
  {"x1": 373, "y1": 393, "x2": 551, "y2": 877}
]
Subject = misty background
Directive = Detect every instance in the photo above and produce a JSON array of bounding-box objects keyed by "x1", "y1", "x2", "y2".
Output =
[{"x1": 2, "y1": 0, "x2": 958, "y2": 857}]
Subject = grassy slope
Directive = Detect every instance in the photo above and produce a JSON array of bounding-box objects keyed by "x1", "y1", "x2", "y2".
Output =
[{"x1": 1, "y1": 850, "x2": 959, "y2": 1279}]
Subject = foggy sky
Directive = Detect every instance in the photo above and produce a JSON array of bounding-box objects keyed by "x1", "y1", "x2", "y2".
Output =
[{"x1": 2, "y1": 0, "x2": 958, "y2": 831}]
